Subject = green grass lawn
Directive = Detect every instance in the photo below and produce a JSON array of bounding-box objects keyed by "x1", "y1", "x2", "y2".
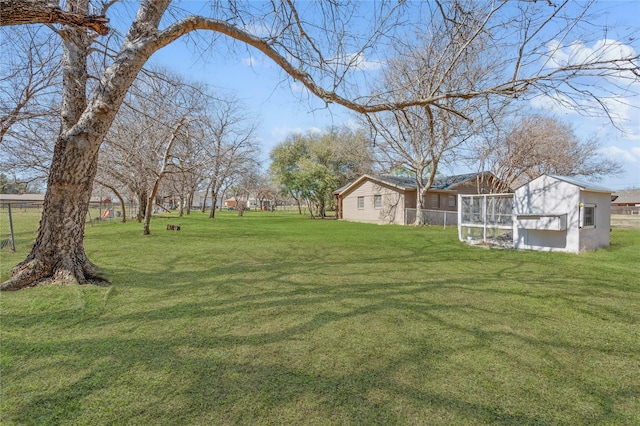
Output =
[{"x1": 1, "y1": 209, "x2": 639, "y2": 425}]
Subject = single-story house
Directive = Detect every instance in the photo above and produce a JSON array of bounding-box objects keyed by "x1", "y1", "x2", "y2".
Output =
[
  {"x1": 0, "y1": 193, "x2": 105, "y2": 208},
  {"x1": 458, "y1": 174, "x2": 613, "y2": 253},
  {"x1": 611, "y1": 189, "x2": 640, "y2": 215},
  {"x1": 0, "y1": 193, "x2": 45, "y2": 208},
  {"x1": 335, "y1": 172, "x2": 500, "y2": 225}
]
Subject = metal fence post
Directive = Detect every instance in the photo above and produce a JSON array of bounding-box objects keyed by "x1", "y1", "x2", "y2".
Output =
[{"x1": 7, "y1": 203, "x2": 16, "y2": 251}]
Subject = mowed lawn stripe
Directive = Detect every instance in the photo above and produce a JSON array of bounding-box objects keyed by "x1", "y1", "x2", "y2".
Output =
[{"x1": 1, "y1": 210, "x2": 638, "y2": 425}]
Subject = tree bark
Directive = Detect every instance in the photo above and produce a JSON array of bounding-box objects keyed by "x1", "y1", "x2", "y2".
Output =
[
  {"x1": 0, "y1": 0, "x2": 109, "y2": 35},
  {"x1": 1, "y1": 1, "x2": 169, "y2": 290},
  {"x1": 136, "y1": 192, "x2": 146, "y2": 222},
  {"x1": 1, "y1": 131, "x2": 105, "y2": 290},
  {"x1": 209, "y1": 193, "x2": 218, "y2": 218}
]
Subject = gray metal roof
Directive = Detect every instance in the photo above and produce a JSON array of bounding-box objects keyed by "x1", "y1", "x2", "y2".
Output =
[{"x1": 547, "y1": 174, "x2": 612, "y2": 193}]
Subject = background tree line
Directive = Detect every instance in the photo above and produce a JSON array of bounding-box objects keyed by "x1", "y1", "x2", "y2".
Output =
[{"x1": 0, "y1": 0, "x2": 637, "y2": 290}]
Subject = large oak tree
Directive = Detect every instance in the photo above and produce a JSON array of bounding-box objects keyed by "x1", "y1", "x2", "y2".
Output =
[{"x1": 1, "y1": 0, "x2": 638, "y2": 290}]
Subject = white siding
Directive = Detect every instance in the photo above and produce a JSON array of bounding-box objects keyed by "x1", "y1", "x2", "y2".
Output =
[
  {"x1": 514, "y1": 175, "x2": 611, "y2": 253},
  {"x1": 578, "y1": 191, "x2": 611, "y2": 251},
  {"x1": 514, "y1": 175, "x2": 580, "y2": 253}
]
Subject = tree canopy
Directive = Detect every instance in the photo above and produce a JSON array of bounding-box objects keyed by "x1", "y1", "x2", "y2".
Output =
[
  {"x1": 476, "y1": 114, "x2": 622, "y2": 192},
  {"x1": 270, "y1": 127, "x2": 373, "y2": 217}
]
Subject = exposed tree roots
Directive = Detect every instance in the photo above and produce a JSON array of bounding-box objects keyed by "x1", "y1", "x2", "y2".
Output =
[{"x1": 0, "y1": 255, "x2": 110, "y2": 291}]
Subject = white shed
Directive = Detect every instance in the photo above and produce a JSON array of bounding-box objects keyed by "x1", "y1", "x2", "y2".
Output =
[{"x1": 513, "y1": 174, "x2": 612, "y2": 253}]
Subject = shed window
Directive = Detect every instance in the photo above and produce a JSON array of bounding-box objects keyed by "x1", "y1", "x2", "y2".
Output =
[
  {"x1": 374, "y1": 195, "x2": 382, "y2": 208},
  {"x1": 582, "y1": 204, "x2": 595, "y2": 228},
  {"x1": 357, "y1": 196, "x2": 364, "y2": 209},
  {"x1": 448, "y1": 195, "x2": 456, "y2": 208}
]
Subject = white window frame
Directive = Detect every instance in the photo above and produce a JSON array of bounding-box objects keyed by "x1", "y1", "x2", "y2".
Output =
[
  {"x1": 357, "y1": 196, "x2": 364, "y2": 209},
  {"x1": 374, "y1": 195, "x2": 382, "y2": 209}
]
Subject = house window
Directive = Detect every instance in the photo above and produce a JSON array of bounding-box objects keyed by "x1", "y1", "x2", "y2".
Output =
[
  {"x1": 374, "y1": 195, "x2": 382, "y2": 208},
  {"x1": 357, "y1": 196, "x2": 364, "y2": 209},
  {"x1": 582, "y1": 204, "x2": 595, "y2": 228},
  {"x1": 427, "y1": 193, "x2": 439, "y2": 209},
  {"x1": 448, "y1": 195, "x2": 456, "y2": 208}
]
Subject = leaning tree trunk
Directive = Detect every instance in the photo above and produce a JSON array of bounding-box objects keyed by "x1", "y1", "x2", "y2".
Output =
[
  {"x1": 200, "y1": 184, "x2": 210, "y2": 213},
  {"x1": 0, "y1": 5, "x2": 105, "y2": 290},
  {"x1": 1, "y1": 133, "x2": 104, "y2": 290},
  {"x1": 0, "y1": 1, "x2": 172, "y2": 290}
]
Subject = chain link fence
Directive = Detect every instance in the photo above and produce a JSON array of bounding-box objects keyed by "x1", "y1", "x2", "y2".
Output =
[{"x1": 405, "y1": 208, "x2": 458, "y2": 226}]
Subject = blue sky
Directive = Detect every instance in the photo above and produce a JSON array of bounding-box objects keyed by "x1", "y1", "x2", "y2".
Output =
[{"x1": 146, "y1": 1, "x2": 640, "y2": 190}]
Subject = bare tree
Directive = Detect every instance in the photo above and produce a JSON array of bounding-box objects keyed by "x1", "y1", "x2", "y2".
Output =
[
  {"x1": 0, "y1": 25, "x2": 60, "y2": 190},
  {"x1": 0, "y1": 112, "x2": 57, "y2": 190},
  {"x1": 254, "y1": 178, "x2": 278, "y2": 211},
  {"x1": 0, "y1": 25, "x2": 61, "y2": 144},
  {"x1": 1, "y1": 0, "x2": 638, "y2": 290},
  {"x1": 93, "y1": 179, "x2": 127, "y2": 223},
  {"x1": 196, "y1": 94, "x2": 260, "y2": 219},
  {"x1": 99, "y1": 69, "x2": 205, "y2": 234},
  {"x1": 364, "y1": 3, "x2": 489, "y2": 225},
  {"x1": 477, "y1": 114, "x2": 622, "y2": 193}
]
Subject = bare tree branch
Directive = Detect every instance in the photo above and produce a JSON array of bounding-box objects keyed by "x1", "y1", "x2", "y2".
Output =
[{"x1": 0, "y1": 0, "x2": 109, "y2": 35}]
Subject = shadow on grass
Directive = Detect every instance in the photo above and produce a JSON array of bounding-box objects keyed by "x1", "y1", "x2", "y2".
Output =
[
  {"x1": 3, "y1": 224, "x2": 639, "y2": 424},
  {"x1": 3, "y1": 266, "x2": 639, "y2": 424}
]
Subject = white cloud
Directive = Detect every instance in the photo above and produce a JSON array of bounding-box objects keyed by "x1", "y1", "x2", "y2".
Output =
[
  {"x1": 326, "y1": 52, "x2": 383, "y2": 72},
  {"x1": 546, "y1": 38, "x2": 637, "y2": 71},
  {"x1": 242, "y1": 23, "x2": 270, "y2": 37},
  {"x1": 530, "y1": 37, "x2": 640, "y2": 140},
  {"x1": 241, "y1": 56, "x2": 257, "y2": 67},
  {"x1": 601, "y1": 146, "x2": 638, "y2": 162},
  {"x1": 529, "y1": 92, "x2": 578, "y2": 114},
  {"x1": 347, "y1": 52, "x2": 383, "y2": 71}
]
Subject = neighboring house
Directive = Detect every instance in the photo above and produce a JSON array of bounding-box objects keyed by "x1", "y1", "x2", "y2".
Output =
[
  {"x1": 611, "y1": 189, "x2": 640, "y2": 215},
  {"x1": 0, "y1": 193, "x2": 45, "y2": 208},
  {"x1": 335, "y1": 172, "x2": 499, "y2": 225},
  {"x1": 224, "y1": 197, "x2": 268, "y2": 209},
  {"x1": 0, "y1": 193, "x2": 105, "y2": 208},
  {"x1": 191, "y1": 191, "x2": 222, "y2": 209},
  {"x1": 459, "y1": 174, "x2": 613, "y2": 253}
]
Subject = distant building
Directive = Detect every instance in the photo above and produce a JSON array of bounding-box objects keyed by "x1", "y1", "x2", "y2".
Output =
[
  {"x1": 0, "y1": 193, "x2": 104, "y2": 208},
  {"x1": 611, "y1": 189, "x2": 640, "y2": 215}
]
